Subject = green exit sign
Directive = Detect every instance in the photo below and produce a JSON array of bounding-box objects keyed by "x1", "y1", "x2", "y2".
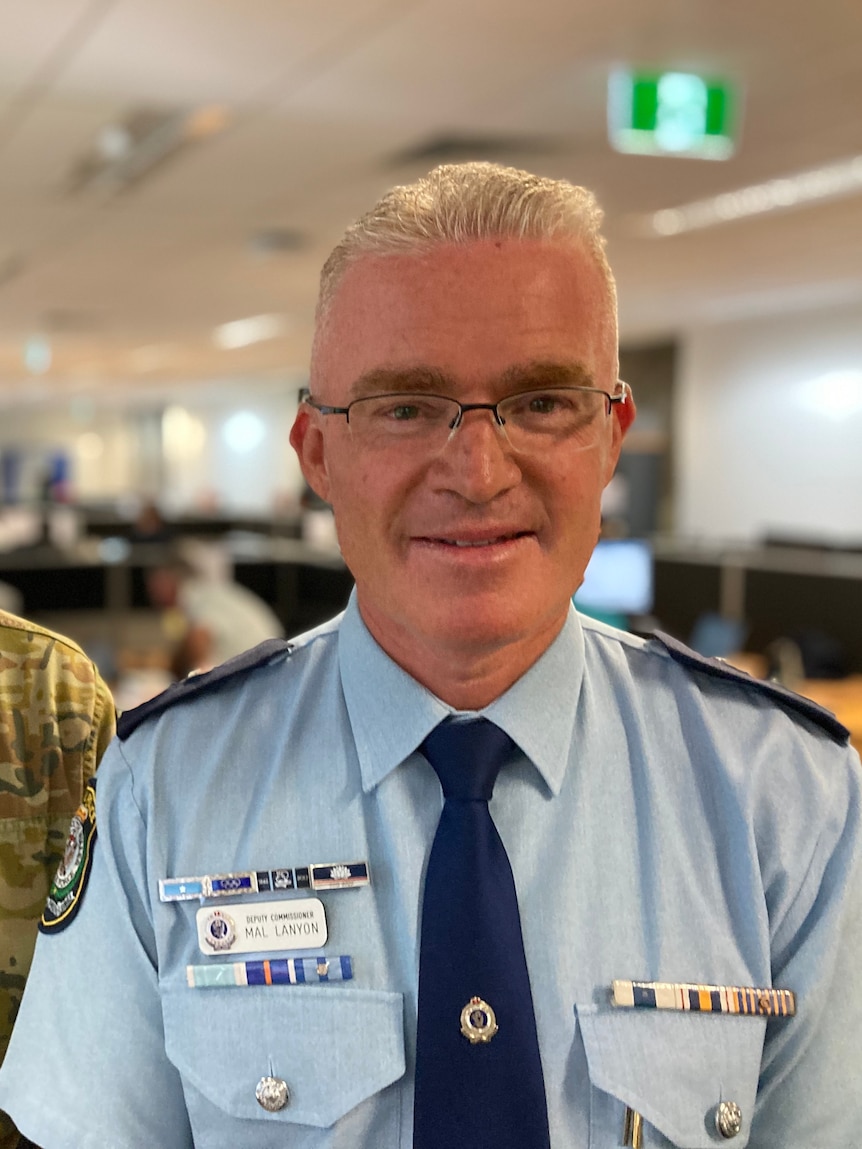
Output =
[{"x1": 609, "y1": 70, "x2": 739, "y2": 159}]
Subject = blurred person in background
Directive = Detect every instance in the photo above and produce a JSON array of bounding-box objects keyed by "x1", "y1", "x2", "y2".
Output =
[
  {"x1": 129, "y1": 498, "x2": 174, "y2": 544},
  {"x1": 145, "y1": 541, "x2": 284, "y2": 679},
  {"x1": 0, "y1": 610, "x2": 115, "y2": 1149}
]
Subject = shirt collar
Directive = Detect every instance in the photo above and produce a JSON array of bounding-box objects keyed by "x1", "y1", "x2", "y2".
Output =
[{"x1": 339, "y1": 593, "x2": 584, "y2": 797}]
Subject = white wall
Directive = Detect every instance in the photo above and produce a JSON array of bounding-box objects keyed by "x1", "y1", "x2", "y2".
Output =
[
  {"x1": 158, "y1": 391, "x2": 303, "y2": 515},
  {"x1": 0, "y1": 381, "x2": 305, "y2": 515},
  {"x1": 676, "y1": 301, "x2": 862, "y2": 543}
]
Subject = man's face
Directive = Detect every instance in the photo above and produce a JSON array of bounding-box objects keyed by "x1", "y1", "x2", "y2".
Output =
[{"x1": 291, "y1": 238, "x2": 633, "y2": 681}]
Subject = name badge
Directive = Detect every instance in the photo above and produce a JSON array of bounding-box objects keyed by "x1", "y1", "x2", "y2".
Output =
[{"x1": 196, "y1": 898, "x2": 327, "y2": 956}]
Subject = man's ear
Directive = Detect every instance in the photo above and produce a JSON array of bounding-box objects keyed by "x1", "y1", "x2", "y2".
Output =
[
  {"x1": 289, "y1": 405, "x2": 331, "y2": 503},
  {"x1": 614, "y1": 387, "x2": 637, "y2": 438},
  {"x1": 603, "y1": 387, "x2": 637, "y2": 484}
]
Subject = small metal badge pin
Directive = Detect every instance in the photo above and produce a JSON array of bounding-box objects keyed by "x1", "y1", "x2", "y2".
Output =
[
  {"x1": 715, "y1": 1100, "x2": 743, "y2": 1140},
  {"x1": 460, "y1": 996, "x2": 498, "y2": 1044},
  {"x1": 201, "y1": 909, "x2": 236, "y2": 951},
  {"x1": 255, "y1": 1076, "x2": 289, "y2": 1112}
]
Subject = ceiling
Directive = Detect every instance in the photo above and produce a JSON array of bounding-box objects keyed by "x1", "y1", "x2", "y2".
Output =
[{"x1": 1, "y1": 0, "x2": 861, "y2": 403}]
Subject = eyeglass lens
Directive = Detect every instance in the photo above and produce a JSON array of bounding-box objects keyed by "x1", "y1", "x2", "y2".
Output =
[{"x1": 345, "y1": 389, "x2": 611, "y2": 452}]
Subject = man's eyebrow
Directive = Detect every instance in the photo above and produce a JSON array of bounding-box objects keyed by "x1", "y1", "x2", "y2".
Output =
[
  {"x1": 497, "y1": 361, "x2": 596, "y2": 390},
  {"x1": 350, "y1": 366, "x2": 452, "y2": 398},
  {"x1": 348, "y1": 360, "x2": 596, "y2": 399}
]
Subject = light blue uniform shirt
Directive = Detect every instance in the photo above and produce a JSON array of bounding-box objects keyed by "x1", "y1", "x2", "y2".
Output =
[{"x1": 2, "y1": 598, "x2": 861, "y2": 1147}]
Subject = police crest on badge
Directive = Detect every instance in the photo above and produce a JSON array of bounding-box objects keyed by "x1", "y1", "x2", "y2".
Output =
[{"x1": 201, "y1": 909, "x2": 237, "y2": 951}]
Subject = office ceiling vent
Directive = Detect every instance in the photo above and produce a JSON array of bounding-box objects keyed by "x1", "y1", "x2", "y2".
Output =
[
  {"x1": 67, "y1": 105, "x2": 229, "y2": 195},
  {"x1": 247, "y1": 227, "x2": 308, "y2": 256},
  {"x1": 387, "y1": 132, "x2": 562, "y2": 167}
]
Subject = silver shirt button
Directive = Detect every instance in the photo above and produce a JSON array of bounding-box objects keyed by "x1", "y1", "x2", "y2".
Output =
[
  {"x1": 256, "y1": 1076, "x2": 290, "y2": 1112},
  {"x1": 714, "y1": 1100, "x2": 743, "y2": 1139}
]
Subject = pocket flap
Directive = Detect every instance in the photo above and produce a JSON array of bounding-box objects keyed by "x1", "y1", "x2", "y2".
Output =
[
  {"x1": 163, "y1": 983, "x2": 405, "y2": 1127},
  {"x1": 577, "y1": 1004, "x2": 766, "y2": 1147}
]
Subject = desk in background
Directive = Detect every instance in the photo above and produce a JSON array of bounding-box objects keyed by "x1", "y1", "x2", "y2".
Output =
[{"x1": 653, "y1": 539, "x2": 862, "y2": 673}]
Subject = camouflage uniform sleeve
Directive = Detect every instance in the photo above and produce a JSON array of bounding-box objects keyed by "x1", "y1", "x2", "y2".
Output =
[
  {"x1": 90, "y1": 661, "x2": 116, "y2": 772},
  {"x1": 0, "y1": 612, "x2": 116, "y2": 1148}
]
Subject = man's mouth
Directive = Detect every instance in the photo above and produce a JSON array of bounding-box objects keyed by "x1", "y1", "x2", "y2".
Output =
[{"x1": 425, "y1": 531, "x2": 532, "y2": 548}]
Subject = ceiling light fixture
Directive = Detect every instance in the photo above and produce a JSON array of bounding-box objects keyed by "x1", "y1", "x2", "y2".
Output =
[
  {"x1": 223, "y1": 411, "x2": 266, "y2": 453},
  {"x1": 212, "y1": 314, "x2": 287, "y2": 350},
  {"x1": 163, "y1": 405, "x2": 206, "y2": 461},
  {"x1": 70, "y1": 105, "x2": 230, "y2": 195},
  {"x1": 643, "y1": 154, "x2": 862, "y2": 235},
  {"x1": 796, "y1": 370, "x2": 862, "y2": 420},
  {"x1": 23, "y1": 335, "x2": 52, "y2": 375}
]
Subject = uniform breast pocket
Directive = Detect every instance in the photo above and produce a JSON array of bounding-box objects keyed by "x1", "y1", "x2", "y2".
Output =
[
  {"x1": 162, "y1": 983, "x2": 406, "y2": 1147},
  {"x1": 576, "y1": 1004, "x2": 766, "y2": 1148}
]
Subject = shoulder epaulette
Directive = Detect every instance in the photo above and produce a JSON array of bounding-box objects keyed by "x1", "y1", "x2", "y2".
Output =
[
  {"x1": 118, "y1": 639, "x2": 293, "y2": 739},
  {"x1": 651, "y1": 631, "x2": 849, "y2": 744}
]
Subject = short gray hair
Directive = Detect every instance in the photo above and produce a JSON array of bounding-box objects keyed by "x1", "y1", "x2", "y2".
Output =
[{"x1": 315, "y1": 161, "x2": 617, "y2": 329}]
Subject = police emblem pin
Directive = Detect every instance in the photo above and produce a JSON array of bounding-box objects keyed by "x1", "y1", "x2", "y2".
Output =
[
  {"x1": 460, "y1": 996, "x2": 498, "y2": 1043},
  {"x1": 202, "y1": 909, "x2": 237, "y2": 951}
]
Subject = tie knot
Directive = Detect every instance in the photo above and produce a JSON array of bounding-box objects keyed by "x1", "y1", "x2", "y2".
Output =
[{"x1": 421, "y1": 718, "x2": 515, "y2": 801}]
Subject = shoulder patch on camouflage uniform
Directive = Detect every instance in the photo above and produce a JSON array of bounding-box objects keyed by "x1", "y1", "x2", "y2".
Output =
[
  {"x1": 40, "y1": 777, "x2": 98, "y2": 933},
  {"x1": 651, "y1": 630, "x2": 850, "y2": 744},
  {"x1": 117, "y1": 638, "x2": 294, "y2": 739}
]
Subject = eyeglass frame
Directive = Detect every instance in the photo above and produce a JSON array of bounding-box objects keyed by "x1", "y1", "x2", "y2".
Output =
[{"x1": 302, "y1": 381, "x2": 631, "y2": 438}]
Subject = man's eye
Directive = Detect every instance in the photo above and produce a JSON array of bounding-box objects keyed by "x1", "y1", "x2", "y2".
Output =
[
  {"x1": 526, "y1": 395, "x2": 560, "y2": 415},
  {"x1": 374, "y1": 399, "x2": 448, "y2": 422},
  {"x1": 512, "y1": 392, "x2": 573, "y2": 418},
  {"x1": 390, "y1": 404, "x2": 421, "y2": 421}
]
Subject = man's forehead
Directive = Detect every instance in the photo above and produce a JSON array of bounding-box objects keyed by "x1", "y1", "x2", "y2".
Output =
[
  {"x1": 311, "y1": 237, "x2": 614, "y2": 394},
  {"x1": 315, "y1": 239, "x2": 610, "y2": 348},
  {"x1": 329, "y1": 235, "x2": 596, "y2": 297}
]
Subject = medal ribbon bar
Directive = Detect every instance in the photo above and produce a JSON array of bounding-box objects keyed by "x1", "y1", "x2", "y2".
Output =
[
  {"x1": 611, "y1": 979, "x2": 796, "y2": 1016},
  {"x1": 160, "y1": 861, "x2": 370, "y2": 902},
  {"x1": 186, "y1": 954, "x2": 353, "y2": 988}
]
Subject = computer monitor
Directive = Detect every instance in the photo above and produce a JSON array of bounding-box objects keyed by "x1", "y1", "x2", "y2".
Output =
[{"x1": 574, "y1": 538, "x2": 654, "y2": 619}]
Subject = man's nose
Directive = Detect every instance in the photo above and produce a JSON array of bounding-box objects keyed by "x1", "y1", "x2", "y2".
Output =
[{"x1": 432, "y1": 408, "x2": 522, "y2": 503}]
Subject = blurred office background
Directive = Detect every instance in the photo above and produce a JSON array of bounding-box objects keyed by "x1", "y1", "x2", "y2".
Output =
[{"x1": 1, "y1": 0, "x2": 861, "y2": 737}]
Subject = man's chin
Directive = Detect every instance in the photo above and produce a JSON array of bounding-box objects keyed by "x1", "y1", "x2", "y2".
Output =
[{"x1": 402, "y1": 604, "x2": 566, "y2": 659}]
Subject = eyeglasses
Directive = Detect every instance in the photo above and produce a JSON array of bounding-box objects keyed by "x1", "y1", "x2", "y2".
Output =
[{"x1": 304, "y1": 382, "x2": 630, "y2": 454}]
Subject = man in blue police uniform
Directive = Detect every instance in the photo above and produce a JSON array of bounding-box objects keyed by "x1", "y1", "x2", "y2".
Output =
[{"x1": 2, "y1": 162, "x2": 861, "y2": 1148}]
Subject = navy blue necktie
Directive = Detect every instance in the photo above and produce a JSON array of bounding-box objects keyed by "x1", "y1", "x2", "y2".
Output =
[{"x1": 413, "y1": 718, "x2": 551, "y2": 1148}]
